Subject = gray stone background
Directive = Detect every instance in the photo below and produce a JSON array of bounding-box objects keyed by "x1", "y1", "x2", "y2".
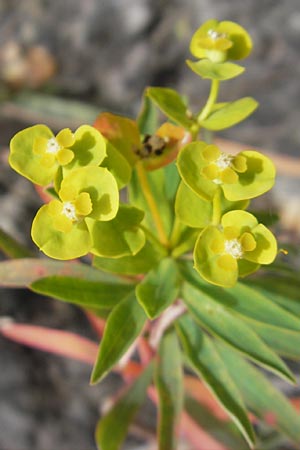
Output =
[{"x1": 0, "y1": 1, "x2": 300, "y2": 449}]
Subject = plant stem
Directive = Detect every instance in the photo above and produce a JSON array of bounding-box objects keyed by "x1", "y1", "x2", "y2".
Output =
[
  {"x1": 197, "y1": 79, "x2": 220, "y2": 123},
  {"x1": 212, "y1": 188, "x2": 222, "y2": 226},
  {"x1": 135, "y1": 162, "x2": 169, "y2": 247}
]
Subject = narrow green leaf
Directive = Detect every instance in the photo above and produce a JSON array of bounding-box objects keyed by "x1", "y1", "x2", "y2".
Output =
[
  {"x1": 187, "y1": 59, "x2": 245, "y2": 80},
  {"x1": 0, "y1": 227, "x2": 34, "y2": 258},
  {"x1": 9, "y1": 92, "x2": 101, "y2": 125},
  {"x1": 179, "y1": 261, "x2": 300, "y2": 331},
  {"x1": 242, "y1": 319, "x2": 300, "y2": 360},
  {"x1": 31, "y1": 276, "x2": 133, "y2": 310},
  {"x1": 248, "y1": 277, "x2": 300, "y2": 317},
  {"x1": 147, "y1": 87, "x2": 195, "y2": 129},
  {"x1": 0, "y1": 258, "x2": 118, "y2": 287},
  {"x1": 155, "y1": 329, "x2": 183, "y2": 450},
  {"x1": 95, "y1": 363, "x2": 153, "y2": 450},
  {"x1": 182, "y1": 282, "x2": 295, "y2": 383},
  {"x1": 217, "y1": 342, "x2": 300, "y2": 445},
  {"x1": 185, "y1": 395, "x2": 249, "y2": 450},
  {"x1": 176, "y1": 315, "x2": 255, "y2": 447},
  {"x1": 137, "y1": 92, "x2": 158, "y2": 135},
  {"x1": 91, "y1": 293, "x2": 147, "y2": 384},
  {"x1": 93, "y1": 240, "x2": 160, "y2": 275},
  {"x1": 200, "y1": 97, "x2": 258, "y2": 130},
  {"x1": 136, "y1": 258, "x2": 180, "y2": 319}
]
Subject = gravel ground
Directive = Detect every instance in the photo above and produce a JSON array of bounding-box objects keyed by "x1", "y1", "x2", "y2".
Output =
[{"x1": 0, "y1": 1, "x2": 300, "y2": 449}]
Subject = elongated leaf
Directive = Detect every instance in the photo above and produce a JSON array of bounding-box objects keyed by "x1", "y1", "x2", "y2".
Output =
[
  {"x1": 0, "y1": 227, "x2": 34, "y2": 258},
  {"x1": 8, "y1": 92, "x2": 101, "y2": 126},
  {"x1": 0, "y1": 258, "x2": 119, "y2": 287},
  {"x1": 242, "y1": 319, "x2": 300, "y2": 360},
  {"x1": 200, "y1": 97, "x2": 258, "y2": 130},
  {"x1": 187, "y1": 59, "x2": 245, "y2": 80},
  {"x1": 147, "y1": 87, "x2": 195, "y2": 129},
  {"x1": 91, "y1": 293, "x2": 147, "y2": 384},
  {"x1": 31, "y1": 276, "x2": 133, "y2": 309},
  {"x1": 176, "y1": 315, "x2": 254, "y2": 447},
  {"x1": 95, "y1": 363, "x2": 153, "y2": 450},
  {"x1": 184, "y1": 395, "x2": 249, "y2": 450},
  {"x1": 137, "y1": 92, "x2": 158, "y2": 135},
  {"x1": 217, "y1": 343, "x2": 300, "y2": 445},
  {"x1": 155, "y1": 329, "x2": 183, "y2": 450},
  {"x1": 182, "y1": 282, "x2": 295, "y2": 383},
  {"x1": 136, "y1": 258, "x2": 180, "y2": 319},
  {"x1": 179, "y1": 261, "x2": 300, "y2": 331},
  {"x1": 93, "y1": 240, "x2": 160, "y2": 275},
  {"x1": 248, "y1": 277, "x2": 300, "y2": 317},
  {"x1": 0, "y1": 322, "x2": 97, "y2": 365}
]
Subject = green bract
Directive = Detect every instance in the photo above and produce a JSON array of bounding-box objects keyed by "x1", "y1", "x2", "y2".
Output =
[
  {"x1": 31, "y1": 166, "x2": 119, "y2": 259},
  {"x1": 87, "y1": 204, "x2": 145, "y2": 258},
  {"x1": 177, "y1": 142, "x2": 276, "y2": 201},
  {"x1": 9, "y1": 124, "x2": 106, "y2": 186},
  {"x1": 194, "y1": 210, "x2": 277, "y2": 288},
  {"x1": 175, "y1": 181, "x2": 248, "y2": 228},
  {"x1": 190, "y1": 19, "x2": 252, "y2": 63}
]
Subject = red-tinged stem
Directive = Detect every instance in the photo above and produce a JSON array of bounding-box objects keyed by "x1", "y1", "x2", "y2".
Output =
[
  {"x1": 180, "y1": 411, "x2": 230, "y2": 450},
  {"x1": 138, "y1": 337, "x2": 155, "y2": 365},
  {"x1": 0, "y1": 319, "x2": 98, "y2": 365},
  {"x1": 148, "y1": 302, "x2": 187, "y2": 349}
]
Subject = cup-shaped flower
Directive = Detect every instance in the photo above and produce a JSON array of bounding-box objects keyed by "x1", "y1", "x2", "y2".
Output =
[
  {"x1": 9, "y1": 124, "x2": 106, "y2": 186},
  {"x1": 31, "y1": 166, "x2": 119, "y2": 259},
  {"x1": 190, "y1": 19, "x2": 252, "y2": 63},
  {"x1": 177, "y1": 141, "x2": 276, "y2": 202},
  {"x1": 194, "y1": 210, "x2": 277, "y2": 287}
]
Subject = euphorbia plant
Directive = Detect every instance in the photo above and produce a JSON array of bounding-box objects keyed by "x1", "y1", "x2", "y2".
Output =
[{"x1": 1, "y1": 19, "x2": 300, "y2": 450}]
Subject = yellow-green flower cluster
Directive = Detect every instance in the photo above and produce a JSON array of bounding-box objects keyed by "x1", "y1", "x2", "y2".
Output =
[
  {"x1": 9, "y1": 124, "x2": 122, "y2": 260},
  {"x1": 177, "y1": 141, "x2": 276, "y2": 202},
  {"x1": 177, "y1": 141, "x2": 277, "y2": 287}
]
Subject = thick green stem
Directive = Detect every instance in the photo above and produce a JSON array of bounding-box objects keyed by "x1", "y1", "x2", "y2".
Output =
[
  {"x1": 197, "y1": 79, "x2": 220, "y2": 123},
  {"x1": 135, "y1": 162, "x2": 169, "y2": 247}
]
